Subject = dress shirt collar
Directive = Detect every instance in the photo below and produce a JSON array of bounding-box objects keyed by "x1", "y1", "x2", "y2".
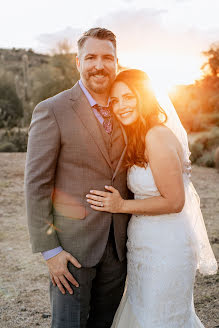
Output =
[{"x1": 78, "y1": 79, "x2": 110, "y2": 108}]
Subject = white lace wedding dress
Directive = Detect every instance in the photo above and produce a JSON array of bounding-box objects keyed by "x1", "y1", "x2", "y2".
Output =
[{"x1": 112, "y1": 163, "x2": 208, "y2": 328}]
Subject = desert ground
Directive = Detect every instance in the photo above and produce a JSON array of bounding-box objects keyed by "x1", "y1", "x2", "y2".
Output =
[{"x1": 0, "y1": 153, "x2": 218, "y2": 328}]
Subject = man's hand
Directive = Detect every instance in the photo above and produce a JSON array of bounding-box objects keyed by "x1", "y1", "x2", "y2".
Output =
[{"x1": 46, "y1": 250, "x2": 81, "y2": 295}]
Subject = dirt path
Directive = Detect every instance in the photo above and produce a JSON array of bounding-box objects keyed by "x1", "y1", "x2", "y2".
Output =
[{"x1": 0, "y1": 153, "x2": 218, "y2": 328}]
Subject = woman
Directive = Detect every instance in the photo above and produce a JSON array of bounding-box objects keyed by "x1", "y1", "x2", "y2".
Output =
[{"x1": 86, "y1": 69, "x2": 217, "y2": 327}]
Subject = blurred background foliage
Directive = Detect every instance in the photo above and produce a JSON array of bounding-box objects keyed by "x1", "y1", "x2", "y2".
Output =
[
  {"x1": 169, "y1": 42, "x2": 219, "y2": 168},
  {"x1": 0, "y1": 41, "x2": 219, "y2": 168}
]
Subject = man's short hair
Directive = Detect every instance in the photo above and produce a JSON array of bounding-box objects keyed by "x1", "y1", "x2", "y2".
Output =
[{"x1": 77, "y1": 27, "x2": 117, "y2": 55}]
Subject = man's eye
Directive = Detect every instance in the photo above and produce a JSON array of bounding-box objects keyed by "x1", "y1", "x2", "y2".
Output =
[
  {"x1": 86, "y1": 56, "x2": 94, "y2": 60},
  {"x1": 105, "y1": 56, "x2": 114, "y2": 61}
]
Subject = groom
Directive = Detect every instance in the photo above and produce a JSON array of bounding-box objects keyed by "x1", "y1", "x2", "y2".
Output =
[{"x1": 25, "y1": 27, "x2": 130, "y2": 327}]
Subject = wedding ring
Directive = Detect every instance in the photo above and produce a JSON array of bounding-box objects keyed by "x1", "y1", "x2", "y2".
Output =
[{"x1": 100, "y1": 202, "x2": 104, "y2": 207}]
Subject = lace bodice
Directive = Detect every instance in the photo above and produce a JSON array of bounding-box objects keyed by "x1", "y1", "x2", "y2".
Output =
[
  {"x1": 127, "y1": 162, "x2": 191, "y2": 201},
  {"x1": 127, "y1": 164, "x2": 160, "y2": 199}
]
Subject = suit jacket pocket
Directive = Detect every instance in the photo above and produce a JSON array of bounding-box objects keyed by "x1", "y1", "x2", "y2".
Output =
[
  {"x1": 52, "y1": 188, "x2": 87, "y2": 220},
  {"x1": 53, "y1": 202, "x2": 87, "y2": 220}
]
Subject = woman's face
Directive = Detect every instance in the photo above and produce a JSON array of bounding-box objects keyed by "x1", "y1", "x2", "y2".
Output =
[{"x1": 110, "y1": 81, "x2": 139, "y2": 126}]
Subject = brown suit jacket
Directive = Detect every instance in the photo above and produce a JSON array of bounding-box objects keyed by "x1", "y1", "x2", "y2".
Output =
[{"x1": 24, "y1": 82, "x2": 130, "y2": 267}]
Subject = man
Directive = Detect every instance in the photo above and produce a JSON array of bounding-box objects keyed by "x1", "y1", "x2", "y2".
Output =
[{"x1": 25, "y1": 27, "x2": 130, "y2": 327}]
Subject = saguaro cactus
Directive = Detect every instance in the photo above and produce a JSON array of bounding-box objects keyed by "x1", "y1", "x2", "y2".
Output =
[{"x1": 22, "y1": 54, "x2": 29, "y2": 101}]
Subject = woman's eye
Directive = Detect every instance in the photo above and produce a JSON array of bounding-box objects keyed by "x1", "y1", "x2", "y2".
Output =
[
  {"x1": 125, "y1": 95, "x2": 135, "y2": 100},
  {"x1": 110, "y1": 99, "x2": 118, "y2": 106}
]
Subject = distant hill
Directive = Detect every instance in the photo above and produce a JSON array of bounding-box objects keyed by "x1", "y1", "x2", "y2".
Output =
[{"x1": 0, "y1": 48, "x2": 50, "y2": 77}]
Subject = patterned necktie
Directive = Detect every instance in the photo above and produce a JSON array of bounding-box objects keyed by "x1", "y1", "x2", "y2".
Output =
[{"x1": 93, "y1": 104, "x2": 113, "y2": 134}]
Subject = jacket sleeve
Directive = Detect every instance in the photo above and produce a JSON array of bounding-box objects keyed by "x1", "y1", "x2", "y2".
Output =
[{"x1": 24, "y1": 100, "x2": 61, "y2": 253}]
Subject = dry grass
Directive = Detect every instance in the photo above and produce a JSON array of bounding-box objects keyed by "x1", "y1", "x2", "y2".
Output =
[{"x1": 0, "y1": 153, "x2": 218, "y2": 327}]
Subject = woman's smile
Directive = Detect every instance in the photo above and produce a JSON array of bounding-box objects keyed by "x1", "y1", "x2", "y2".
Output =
[{"x1": 118, "y1": 109, "x2": 134, "y2": 118}]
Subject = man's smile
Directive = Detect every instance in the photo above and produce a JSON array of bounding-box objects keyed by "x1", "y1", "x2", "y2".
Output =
[{"x1": 91, "y1": 74, "x2": 108, "y2": 82}]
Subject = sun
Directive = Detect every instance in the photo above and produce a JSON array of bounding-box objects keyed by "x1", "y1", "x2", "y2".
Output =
[{"x1": 119, "y1": 51, "x2": 203, "y2": 105}]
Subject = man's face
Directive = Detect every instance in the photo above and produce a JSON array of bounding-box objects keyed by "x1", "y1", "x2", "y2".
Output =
[{"x1": 76, "y1": 37, "x2": 117, "y2": 95}]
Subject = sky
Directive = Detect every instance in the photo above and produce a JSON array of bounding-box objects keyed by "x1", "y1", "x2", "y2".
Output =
[{"x1": 1, "y1": 0, "x2": 219, "y2": 89}]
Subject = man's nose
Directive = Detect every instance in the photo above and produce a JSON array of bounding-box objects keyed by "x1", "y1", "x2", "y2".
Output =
[{"x1": 95, "y1": 58, "x2": 104, "y2": 70}]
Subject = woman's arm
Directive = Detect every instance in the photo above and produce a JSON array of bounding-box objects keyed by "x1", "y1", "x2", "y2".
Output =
[{"x1": 86, "y1": 126, "x2": 185, "y2": 215}]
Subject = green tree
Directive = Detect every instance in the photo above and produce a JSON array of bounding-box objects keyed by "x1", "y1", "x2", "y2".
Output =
[
  {"x1": 170, "y1": 42, "x2": 219, "y2": 132},
  {"x1": 194, "y1": 43, "x2": 219, "y2": 115},
  {"x1": 32, "y1": 53, "x2": 79, "y2": 105},
  {"x1": 202, "y1": 42, "x2": 219, "y2": 77},
  {"x1": 0, "y1": 78, "x2": 23, "y2": 128}
]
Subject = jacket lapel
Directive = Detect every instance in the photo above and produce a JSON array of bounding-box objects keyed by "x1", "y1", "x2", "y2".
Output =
[{"x1": 70, "y1": 83, "x2": 113, "y2": 169}]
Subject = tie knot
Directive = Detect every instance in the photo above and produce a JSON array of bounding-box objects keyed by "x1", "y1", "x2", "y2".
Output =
[
  {"x1": 93, "y1": 104, "x2": 113, "y2": 134},
  {"x1": 93, "y1": 104, "x2": 111, "y2": 118}
]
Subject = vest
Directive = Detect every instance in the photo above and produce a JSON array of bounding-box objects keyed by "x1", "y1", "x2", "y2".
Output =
[{"x1": 96, "y1": 114, "x2": 124, "y2": 172}]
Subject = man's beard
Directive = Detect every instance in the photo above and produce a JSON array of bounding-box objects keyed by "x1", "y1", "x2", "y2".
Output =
[{"x1": 83, "y1": 70, "x2": 114, "y2": 94}]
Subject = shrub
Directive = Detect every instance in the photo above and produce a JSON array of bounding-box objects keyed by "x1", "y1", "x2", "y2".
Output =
[
  {"x1": 194, "y1": 127, "x2": 219, "y2": 151},
  {"x1": 189, "y1": 127, "x2": 219, "y2": 167},
  {"x1": 189, "y1": 142, "x2": 204, "y2": 163},
  {"x1": 196, "y1": 151, "x2": 215, "y2": 167},
  {"x1": 0, "y1": 79, "x2": 23, "y2": 128},
  {"x1": 0, "y1": 141, "x2": 17, "y2": 152},
  {"x1": 0, "y1": 129, "x2": 28, "y2": 152}
]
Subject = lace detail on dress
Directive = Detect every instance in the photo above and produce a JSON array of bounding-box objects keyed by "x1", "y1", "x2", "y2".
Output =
[
  {"x1": 127, "y1": 164, "x2": 160, "y2": 199},
  {"x1": 127, "y1": 163, "x2": 217, "y2": 275},
  {"x1": 115, "y1": 164, "x2": 209, "y2": 327}
]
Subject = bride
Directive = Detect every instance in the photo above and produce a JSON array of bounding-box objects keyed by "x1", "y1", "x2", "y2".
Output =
[{"x1": 86, "y1": 69, "x2": 218, "y2": 327}]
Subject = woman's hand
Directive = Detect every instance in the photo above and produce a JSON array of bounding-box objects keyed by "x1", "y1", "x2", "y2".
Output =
[{"x1": 86, "y1": 186, "x2": 124, "y2": 213}]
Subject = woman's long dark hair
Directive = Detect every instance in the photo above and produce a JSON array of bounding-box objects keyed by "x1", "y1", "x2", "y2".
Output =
[{"x1": 112, "y1": 69, "x2": 167, "y2": 168}]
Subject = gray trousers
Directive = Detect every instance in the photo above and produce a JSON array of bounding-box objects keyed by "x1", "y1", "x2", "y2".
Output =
[{"x1": 50, "y1": 227, "x2": 127, "y2": 328}]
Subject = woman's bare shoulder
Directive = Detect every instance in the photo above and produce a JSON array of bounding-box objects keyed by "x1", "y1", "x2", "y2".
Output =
[
  {"x1": 145, "y1": 125, "x2": 176, "y2": 144},
  {"x1": 145, "y1": 125, "x2": 183, "y2": 162}
]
